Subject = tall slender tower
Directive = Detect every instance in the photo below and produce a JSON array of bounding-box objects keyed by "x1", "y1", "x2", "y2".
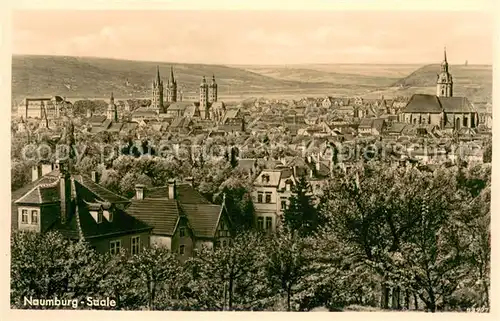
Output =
[
  {"x1": 152, "y1": 66, "x2": 164, "y2": 112},
  {"x1": 208, "y1": 74, "x2": 218, "y2": 103},
  {"x1": 437, "y1": 47, "x2": 453, "y2": 97},
  {"x1": 167, "y1": 66, "x2": 177, "y2": 103},
  {"x1": 199, "y1": 76, "x2": 209, "y2": 119},
  {"x1": 107, "y1": 92, "x2": 117, "y2": 121}
]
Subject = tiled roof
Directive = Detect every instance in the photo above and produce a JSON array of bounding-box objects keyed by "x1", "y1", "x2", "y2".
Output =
[
  {"x1": 358, "y1": 118, "x2": 373, "y2": 128},
  {"x1": 237, "y1": 158, "x2": 257, "y2": 171},
  {"x1": 439, "y1": 97, "x2": 476, "y2": 113},
  {"x1": 75, "y1": 174, "x2": 130, "y2": 204},
  {"x1": 126, "y1": 199, "x2": 179, "y2": 236},
  {"x1": 387, "y1": 122, "x2": 407, "y2": 133},
  {"x1": 101, "y1": 119, "x2": 112, "y2": 130},
  {"x1": 372, "y1": 119, "x2": 385, "y2": 133},
  {"x1": 168, "y1": 102, "x2": 196, "y2": 111},
  {"x1": 107, "y1": 122, "x2": 124, "y2": 132},
  {"x1": 180, "y1": 204, "x2": 222, "y2": 239},
  {"x1": 404, "y1": 94, "x2": 443, "y2": 113},
  {"x1": 121, "y1": 122, "x2": 138, "y2": 132},
  {"x1": 12, "y1": 171, "x2": 151, "y2": 239},
  {"x1": 145, "y1": 184, "x2": 210, "y2": 204},
  {"x1": 223, "y1": 108, "x2": 240, "y2": 122},
  {"x1": 170, "y1": 117, "x2": 191, "y2": 129},
  {"x1": 89, "y1": 115, "x2": 106, "y2": 124},
  {"x1": 254, "y1": 170, "x2": 283, "y2": 187},
  {"x1": 63, "y1": 181, "x2": 151, "y2": 240}
]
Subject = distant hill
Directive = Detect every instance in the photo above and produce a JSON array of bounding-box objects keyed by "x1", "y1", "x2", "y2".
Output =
[
  {"x1": 11, "y1": 55, "x2": 337, "y2": 103},
  {"x1": 392, "y1": 64, "x2": 492, "y2": 102},
  {"x1": 11, "y1": 56, "x2": 492, "y2": 105},
  {"x1": 234, "y1": 66, "x2": 398, "y2": 87}
]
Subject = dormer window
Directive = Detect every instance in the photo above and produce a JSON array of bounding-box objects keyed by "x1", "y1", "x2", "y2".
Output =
[
  {"x1": 262, "y1": 174, "x2": 270, "y2": 183},
  {"x1": 103, "y1": 209, "x2": 113, "y2": 222},
  {"x1": 97, "y1": 210, "x2": 103, "y2": 224}
]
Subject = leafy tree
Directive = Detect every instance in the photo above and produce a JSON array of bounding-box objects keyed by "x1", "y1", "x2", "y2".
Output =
[
  {"x1": 185, "y1": 232, "x2": 268, "y2": 310},
  {"x1": 99, "y1": 169, "x2": 122, "y2": 195},
  {"x1": 283, "y1": 175, "x2": 321, "y2": 237},
  {"x1": 230, "y1": 147, "x2": 239, "y2": 169},
  {"x1": 128, "y1": 245, "x2": 181, "y2": 310},
  {"x1": 215, "y1": 175, "x2": 255, "y2": 233},
  {"x1": 482, "y1": 138, "x2": 492, "y2": 163},
  {"x1": 11, "y1": 161, "x2": 33, "y2": 190},
  {"x1": 119, "y1": 172, "x2": 153, "y2": 198},
  {"x1": 10, "y1": 231, "x2": 107, "y2": 308},
  {"x1": 265, "y1": 228, "x2": 308, "y2": 311}
]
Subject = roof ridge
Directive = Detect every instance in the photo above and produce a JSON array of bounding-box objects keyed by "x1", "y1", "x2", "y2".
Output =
[
  {"x1": 14, "y1": 185, "x2": 41, "y2": 204},
  {"x1": 37, "y1": 186, "x2": 42, "y2": 203},
  {"x1": 74, "y1": 201, "x2": 85, "y2": 240},
  {"x1": 77, "y1": 175, "x2": 129, "y2": 203}
]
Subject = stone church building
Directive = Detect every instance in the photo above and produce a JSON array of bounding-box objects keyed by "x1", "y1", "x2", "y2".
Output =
[{"x1": 401, "y1": 49, "x2": 478, "y2": 131}]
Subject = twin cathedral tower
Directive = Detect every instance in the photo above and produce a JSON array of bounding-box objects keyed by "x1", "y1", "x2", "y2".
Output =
[{"x1": 151, "y1": 65, "x2": 218, "y2": 111}]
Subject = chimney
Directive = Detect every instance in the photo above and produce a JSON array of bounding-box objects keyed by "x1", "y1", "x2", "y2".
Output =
[
  {"x1": 91, "y1": 171, "x2": 99, "y2": 183},
  {"x1": 41, "y1": 163, "x2": 53, "y2": 176},
  {"x1": 185, "y1": 177, "x2": 194, "y2": 187},
  {"x1": 31, "y1": 164, "x2": 42, "y2": 182},
  {"x1": 57, "y1": 160, "x2": 71, "y2": 224},
  {"x1": 135, "y1": 184, "x2": 145, "y2": 200},
  {"x1": 168, "y1": 179, "x2": 176, "y2": 199}
]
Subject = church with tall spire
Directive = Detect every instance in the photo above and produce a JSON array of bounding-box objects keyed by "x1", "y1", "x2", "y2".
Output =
[
  {"x1": 152, "y1": 65, "x2": 164, "y2": 113},
  {"x1": 166, "y1": 66, "x2": 177, "y2": 103},
  {"x1": 402, "y1": 48, "x2": 478, "y2": 132},
  {"x1": 436, "y1": 47, "x2": 453, "y2": 97}
]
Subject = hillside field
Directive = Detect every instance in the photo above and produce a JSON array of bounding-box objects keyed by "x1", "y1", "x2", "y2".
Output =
[{"x1": 11, "y1": 55, "x2": 492, "y2": 107}]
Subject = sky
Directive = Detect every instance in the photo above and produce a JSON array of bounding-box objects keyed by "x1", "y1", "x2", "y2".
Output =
[{"x1": 11, "y1": 10, "x2": 493, "y2": 65}]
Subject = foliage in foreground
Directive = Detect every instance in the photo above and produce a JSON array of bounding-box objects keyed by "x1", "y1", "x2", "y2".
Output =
[{"x1": 11, "y1": 162, "x2": 491, "y2": 312}]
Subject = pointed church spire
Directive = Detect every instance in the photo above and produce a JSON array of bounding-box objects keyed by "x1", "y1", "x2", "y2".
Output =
[
  {"x1": 444, "y1": 47, "x2": 447, "y2": 63},
  {"x1": 156, "y1": 65, "x2": 161, "y2": 83},
  {"x1": 110, "y1": 91, "x2": 114, "y2": 101},
  {"x1": 170, "y1": 66, "x2": 175, "y2": 84}
]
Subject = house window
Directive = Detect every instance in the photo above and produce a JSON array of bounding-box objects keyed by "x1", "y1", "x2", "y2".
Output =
[
  {"x1": 180, "y1": 227, "x2": 186, "y2": 237},
  {"x1": 281, "y1": 200, "x2": 287, "y2": 210},
  {"x1": 222, "y1": 240, "x2": 227, "y2": 247},
  {"x1": 131, "y1": 236, "x2": 140, "y2": 255},
  {"x1": 265, "y1": 217, "x2": 272, "y2": 231},
  {"x1": 104, "y1": 210, "x2": 113, "y2": 222},
  {"x1": 257, "y1": 192, "x2": 263, "y2": 203},
  {"x1": 98, "y1": 210, "x2": 103, "y2": 224},
  {"x1": 31, "y1": 210, "x2": 38, "y2": 224},
  {"x1": 179, "y1": 245, "x2": 185, "y2": 255},
  {"x1": 109, "y1": 240, "x2": 121, "y2": 255},
  {"x1": 265, "y1": 192, "x2": 272, "y2": 203},
  {"x1": 257, "y1": 217, "x2": 264, "y2": 230},
  {"x1": 21, "y1": 209, "x2": 28, "y2": 223},
  {"x1": 215, "y1": 240, "x2": 221, "y2": 248}
]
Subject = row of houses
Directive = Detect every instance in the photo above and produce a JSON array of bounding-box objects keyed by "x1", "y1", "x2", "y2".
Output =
[{"x1": 12, "y1": 160, "x2": 232, "y2": 260}]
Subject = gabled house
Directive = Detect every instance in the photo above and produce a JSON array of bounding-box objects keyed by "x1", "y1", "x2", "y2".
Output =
[
  {"x1": 252, "y1": 167, "x2": 297, "y2": 233},
  {"x1": 11, "y1": 161, "x2": 153, "y2": 255},
  {"x1": 358, "y1": 118, "x2": 386, "y2": 136},
  {"x1": 126, "y1": 180, "x2": 233, "y2": 260}
]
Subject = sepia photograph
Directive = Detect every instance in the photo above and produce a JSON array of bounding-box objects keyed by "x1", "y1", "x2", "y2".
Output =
[{"x1": 6, "y1": 1, "x2": 494, "y2": 314}]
